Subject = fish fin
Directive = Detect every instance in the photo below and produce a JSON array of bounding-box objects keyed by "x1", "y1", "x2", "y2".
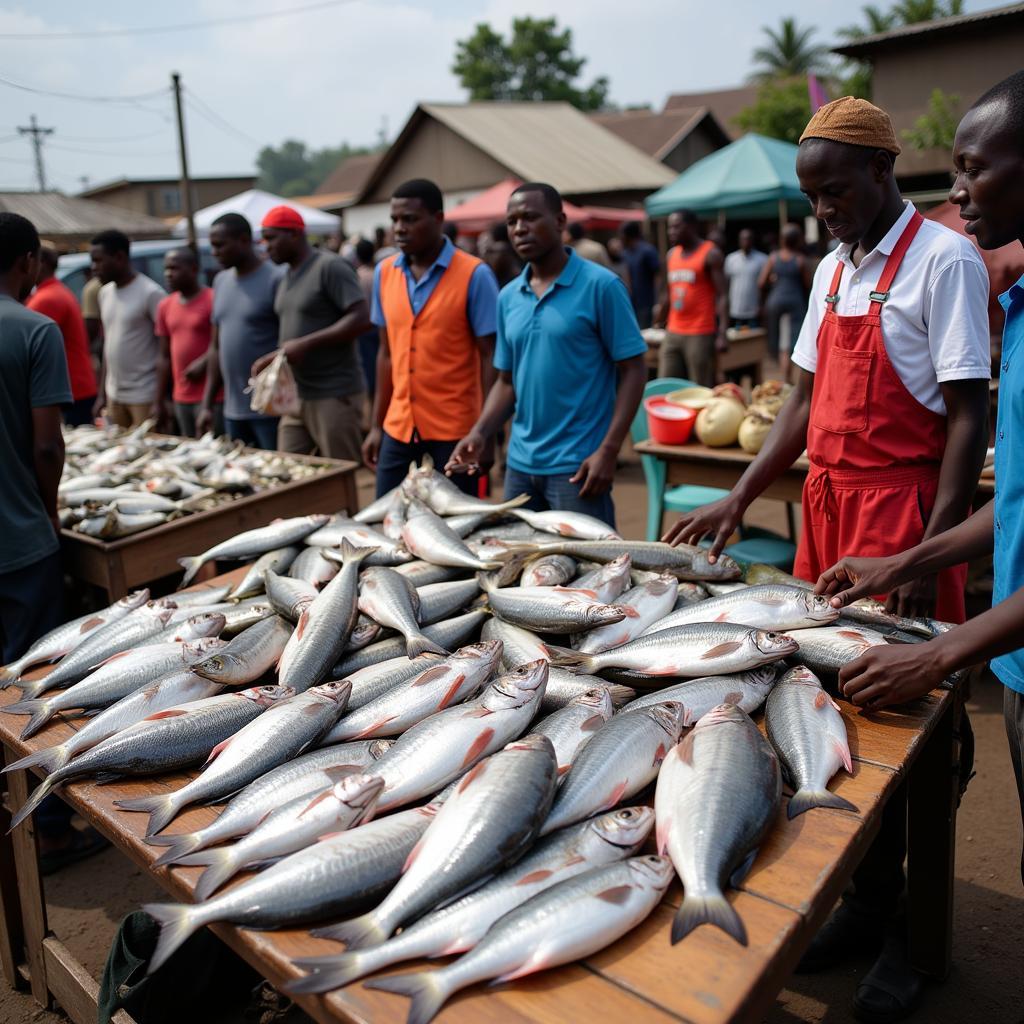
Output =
[
  {"x1": 729, "y1": 847, "x2": 759, "y2": 887},
  {"x1": 177, "y1": 557, "x2": 204, "y2": 589},
  {"x1": 556, "y1": 764, "x2": 571, "y2": 777},
  {"x1": 79, "y1": 615, "x2": 104, "y2": 633},
  {"x1": 496, "y1": 493, "x2": 532, "y2": 512},
  {"x1": 114, "y1": 792, "x2": 180, "y2": 837},
  {"x1": 616, "y1": 604, "x2": 640, "y2": 618},
  {"x1": 191, "y1": 849, "x2": 239, "y2": 901},
  {"x1": 411, "y1": 665, "x2": 450, "y2": 687},
  {"x1": 150, "y1": 832, "x2": 206, "y2": 868},
  {"x1": 475, "y1": 571, "x2": 498, "y2": 593},
  {"x1": 348, "y1": 718, "x2": 395, "y2": 741},
  {"x1": 317, "y1": 912, "x2": 388, "y2": 951},
  {"x1": 144, "y1": 708, "x2": 189, "y2": 720},
  {"x1": 142, "y1": 903, "x2": 201, "y2": 975},
  {"x1": 460, "y1": 727, "x2": 495, "y2": 769},
  {"x1": 652, "y1": 743, "x2": 667, "y2": 767},
  {"x1": 402, "y1": 835, "x2": 426, "y2": 872},
  {"x1": 8, "y1": 772, "x2": 58, "y2": 832},
  {"x1": 363, "y1": 971, "x2": 450, "y2": 1024},
  {"x1": 723, "y1": 692, "x2": 743, "y2": 705},
  {"x1": 603, "y1": 779, "x2": 628, "y2": 809},
  {"x1": 284, "y1": 956, "x2": 368, "y2": 995},
  {"x1": 701, "y1": 641, "x2": 743, "y2": 660},
  {"x1": 655, "y1": 816, "x2": 670, "y2": 856},
  {"x1": 324, "y1": 764, "x2": 361, "y2": 779},
  {"x1": 457, "y1": 760, "x2": 488, "y2": 794},
  {"x1": 339, "y1": 538, "x2": 379, "y2": 565},
  {"x1": 581, "y1": 714, "x2": 606, "y2": 732},
  {"x1": 787, "y1": 788, "x2": 859, "y2": 819},
  {"x1": 494, "y1": 955, "x2": 548, "y2": 983},
  {"x1": 813, "y1": 690, "x2": 828, "y2": 709},
  {"x1": 294, "y1": 608, "x2": 309, "y2": 642},
  {"x1": 835, "y1": 736, "x2": 854, "y2": 774},
  {"x1": 596, "y1": 884, "x2": 633, "y2": 904},
  {"x1": 543, "y1": 644, "x2": 595, "y2": 674},
  {"x1": 2, "y1": 743, "x2": 69, "y2": 777},
  {"x1": 406, "y1": 633, "x2": 447, "y2": 660},
  {"x1": 555, "y1": 586, "x2": 598, "y2": 599},
  {"x1": 9, "y1": 700, "x2": 56, "y2": 741},
  {"x1": 515, "y1": 868, "x2": 554, "y2": 886},
  {"x1": 607, "y1": 685, "x2": 636, "y2": 707},
  {"x1": 671, "y1": 891, "x2": 747, "y2": 946},
  {"x1": 438, "y1": 673, "x2": 468, "y2": 708},
  {"x1": 204, "y1": 736, "x2": 233, "y2": 764}
]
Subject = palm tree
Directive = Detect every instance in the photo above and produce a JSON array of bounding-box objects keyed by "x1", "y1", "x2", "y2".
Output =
[
  {"x1": 837, "y1": 5, "x2": 896, "y2": 42},
  {"x1": 749, "y1": 18, "x2": 831, "y2": 83},
  {"x1": 890, "y1": 0, "x2": 964, "y2": 23}
]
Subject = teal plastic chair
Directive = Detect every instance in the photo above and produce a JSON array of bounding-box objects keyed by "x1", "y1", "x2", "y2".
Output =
[
  {"x1": 631, "y1": 377, "x2": 731, "y2": 541},
  {"x1": 727, "y1": 526, "x2": 797, "y2": 571}
]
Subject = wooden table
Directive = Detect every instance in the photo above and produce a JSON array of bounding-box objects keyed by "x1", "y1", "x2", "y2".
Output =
[
  {"x1": 60, "y1": 453, "x2": 359, "y2": 599},
  {"x1": 644, "y1": 329, "x2": 767, "y2": 386},
  {"x1": 0, "y1": 568, "x2": 963, "y2": 1024}
]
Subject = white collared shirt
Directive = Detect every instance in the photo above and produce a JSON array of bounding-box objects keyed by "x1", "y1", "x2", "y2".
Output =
[{"x1": 792, "y1": 202, "x2": 991, "y2": 414}]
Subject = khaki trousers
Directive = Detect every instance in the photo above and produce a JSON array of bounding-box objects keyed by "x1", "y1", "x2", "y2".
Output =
[
  {"x1": 107, "y1": 400, "x2": 152, "y2": 428},
  {"x1": 660, "y1": 332, "x2": 716, "y2": 387},
  {"x1": 278, "y1": 393, "x2": 365, "y2": 462}
]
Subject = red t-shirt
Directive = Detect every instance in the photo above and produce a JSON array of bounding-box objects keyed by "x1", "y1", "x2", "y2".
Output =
[
  {"x1": 155, "y1": 288, "x2": 220, "y2": 404},
  {"x1": 26, "y1": 277, "x2": 98, "y2": 401}
]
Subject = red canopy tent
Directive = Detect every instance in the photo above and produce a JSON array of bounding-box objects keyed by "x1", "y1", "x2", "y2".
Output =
[{"x1": 446, "y1": 178, "x2": 644, "y2": 235}]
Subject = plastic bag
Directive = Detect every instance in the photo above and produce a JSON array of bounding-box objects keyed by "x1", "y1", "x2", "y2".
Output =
[{"x1": 247, "y1": 350, "x2": 300, "y2": 417}]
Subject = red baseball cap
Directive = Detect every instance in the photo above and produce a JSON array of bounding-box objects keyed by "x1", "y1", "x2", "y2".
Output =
[{"x1": 261, "y1": 205, "x2": 305, "y2": 231}]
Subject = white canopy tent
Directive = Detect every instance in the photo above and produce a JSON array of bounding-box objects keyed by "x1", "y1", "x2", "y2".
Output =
[{"x1": 173, "y1": 189, "x2": 341, "y2": 238}]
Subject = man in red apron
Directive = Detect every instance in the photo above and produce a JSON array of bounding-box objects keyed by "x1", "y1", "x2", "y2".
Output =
[{"x1": 665, "y1": 97, "x2": 991, "y2": 1021}]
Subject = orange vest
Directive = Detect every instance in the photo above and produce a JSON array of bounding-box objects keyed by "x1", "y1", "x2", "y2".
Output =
[
  {"x1": 379, "y1": 248, "x2": 483, "y2": 442},
  {"x1": 666, "y1": 240, "x2": 717, "y2": 335}
]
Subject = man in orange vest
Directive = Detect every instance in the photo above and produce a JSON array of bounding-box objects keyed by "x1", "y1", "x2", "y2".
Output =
[
  {"x1": 654, "y1": 208, "x2": 729, "y2": 386},
  {"x1": 362, "y1": 178, "x2": 499, "y2": 497}
]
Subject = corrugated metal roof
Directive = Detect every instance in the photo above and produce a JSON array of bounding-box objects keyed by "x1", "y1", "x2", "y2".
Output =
[
  {"x1": 833, "y1": 1, "x2": 1024, "y2": 55},
  {"x1": 0, "y1": 192, "x2": 171, "y2": 238},
  {"x1": 664, "y1": 86, "x2": 759, "y2": 139},
  {"x1": 590, "y1": 107, "x2": 729, "y2": 160},
  {"x1": 315, "y1": 152, "x2": 381, "y2": 197},
  {"x1": 418, "y1": 103, "x2": 674, "y2": 193}
]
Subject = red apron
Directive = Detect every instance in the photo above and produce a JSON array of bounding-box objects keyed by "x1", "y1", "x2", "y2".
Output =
[{"x1": 793, "y1": 211, "x2": 967, "y2": 623}]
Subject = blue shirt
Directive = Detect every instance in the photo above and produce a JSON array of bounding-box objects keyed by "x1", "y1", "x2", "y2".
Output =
[
  {"x1": 622, "y1": 239, "x2": 661, "y2": 314},
  {"x1": 494, "y1": 248, "x2": 646, "y2": 476},
  {"x1": 993, "y1": 272, "x2": 1024, "y2": 693},
  {"x1": 370, "y1": 236, "x2": 498, "y2": 336}
]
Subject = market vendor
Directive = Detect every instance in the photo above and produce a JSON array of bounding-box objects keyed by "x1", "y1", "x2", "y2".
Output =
[{"x1": 664, "y1": 96, "x2": 992, "y2": 1022}]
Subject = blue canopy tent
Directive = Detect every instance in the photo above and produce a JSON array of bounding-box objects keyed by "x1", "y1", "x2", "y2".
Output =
[{"x1": 644, "y1": 133, "x2": 809, "y2": 226}]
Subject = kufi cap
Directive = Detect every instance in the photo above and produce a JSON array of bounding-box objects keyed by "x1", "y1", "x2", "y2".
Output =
[
  {"x1": 261, "y1": 205, "x2": 305, "y2": 231},
  {"x1": 799, "y1": 96, "x2": 901, "y2": 155}
]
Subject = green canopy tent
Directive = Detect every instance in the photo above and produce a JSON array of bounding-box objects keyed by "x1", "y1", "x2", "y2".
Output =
[{"x1": 644, "y1": 133, "x2": 809, "y2": 228}]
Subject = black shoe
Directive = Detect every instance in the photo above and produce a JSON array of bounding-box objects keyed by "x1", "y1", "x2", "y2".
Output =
[
  {"x1": 853, "y1": 931, "x2": 926, "y2": 1023},
  {"x1": 795, "y1": 901, "x2": 887, "y2": 974}
]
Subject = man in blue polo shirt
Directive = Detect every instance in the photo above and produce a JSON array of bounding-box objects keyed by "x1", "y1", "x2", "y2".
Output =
[{"x1": 446, "y1": 182, "x2": 647, "y2": 528}]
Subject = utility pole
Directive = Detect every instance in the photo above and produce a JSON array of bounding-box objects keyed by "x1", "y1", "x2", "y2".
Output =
[
  {"x1": 171, "y1": 72, "x2": 196, "y2": 251},
  {"x1": 17, "y1": 114, "x2": 54, "y2": 192}
]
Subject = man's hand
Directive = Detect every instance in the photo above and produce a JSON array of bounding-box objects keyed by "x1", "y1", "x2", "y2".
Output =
[
  {"x1": 184, "y1": 355, "x2": 208, "y2": 383},
  {"x1": 887, "y1": 574, "x2": 937, "y2": 620},
  {"x1": 715, "y1": 330, "x2": 730, "y2": 354},
  {"x1": 814, "y1": 554, "x2": 908, "y2": 609},
  {"x1": 445, "y1": 430, "x2": 487, "y2": 476},
  {"x1": 196, "y1": 406, "x2": 214, "y2": 436},
  {"x1": 362, "y1": 426, "x2": 382, "y2": 470},
  {"x1": 661, "y1": 493, "x2": 744, "y2": 561},
  {"x1": 149, "y1": 399, "x2": 168, "y2": 431},
  {"x1": 251, "y1": 351, "x2": 275, "y2": 378},
  {"x1": 839, "y1": 642, "x2": 950, "y2": 710},
  {"x1": 91, "y1": 393, "x2": 105, "y2": 422},
  {"x1": 570, "y1": 445, "x2": 616, "y2": 498}
]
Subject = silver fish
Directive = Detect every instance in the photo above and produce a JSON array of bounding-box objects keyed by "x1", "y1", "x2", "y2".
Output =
[
  {"x1": 442, "y1": 511, "x2": 495, "y2": 538},
  {"x1": 264, "y1": 569, "x2": 317, "y2": 622},
  {"x1": 478, "y1": 575, "x2": 627, "y2": 633},
  {"x1": 219, "y1": 602, "x2": 275, "y2": 635},
  {"x1": 402, "y1": 500, "x2": 504, "y2": 570},
  {"x1": 677, "y1": 581, "x2": 712, "y2": 604},
  {"x1": 624, "y1": 667, "x2": 779, "y2": 724},
  {"x1": 149, "y1": 738, "x2": 395, "y2": 865},
  {"x1": 305, "y1": 518, "x2": 412, "y2": 566},
  {"x1": 358, "y1": 567, "x2": 446, "y2": 659},
  {"x1": 655, "y1": 702, "x2": 782, "y2": 945},
  {"x1": 541, "y1": 702, "x2": 685, "y2": 835},
  {"x1": 574, "y1": 553, "x2": 632, "y2": 604},
  {"x1": 576, "y1": 575, "x2": 678, "y2": 654},
  {"x1": 178, "y1": 514, "x2": 330, "y2": 587},
  {"x1": 179, "y1": 773, "x2": 385, "y2": 900},
  {"x1": 277, "y1": 541, "x2": 376, "y2": 692},
  {"x1": 368, "y1": 660, "x2": 548, "y2": 813},
  {"x1": 143, "y1": 803, "x2": 439, "y2": 974},
  {"x1": 406, "y1": 456, "x2": 530, "y2": 517},
  {"x1": 289, "y1": 545, "x2": 339, "y2": 588},
  {"x1": 0, "y1": 589, "x2": 150, "y2": 686},
  {"x1": 327, "y1": 734, "x2": 558, "y2": 950},
  {"x1": 765, "y1": 665, "x2": 857, "y2": 818},
  {"x1": 148, "y1": 611, "x2": 225, "y2": 646},
  {"x1": 532, "y1": 688, "x2": 614, "y2": 776},
  {"x1": 509, "y1": 507, "x2": 621, "y2": 541},
  {"x1": 520, "y1": 554, "x2": 577, "y2": 588},
  {"x1": 323, "y1": 640, "x2": 502, "y2": 743},
  {"x1": 159, "y1": 584, "x2": 232, "y2": 609},
  {"x1": 192, "y1": 615, "x2": 293, "y2": 686},
  {"x1": 416, "y1": 578, "x2": 481, "y2": 625},
  {"x1": 353, "y1": 486, "x2": 402, "y2": 523},
  {"x1": 547, "y1": 623, "x2": 799, "y2": 678},
  {"x1": 345, "y1": 615, "x2": 385, "y2": 650},
  {"x1": 291, "y1": 806, "x2": 653, "y2": 993},
  {"x1": 118, "y1": 680, "x2": 351, "y2": 836},
  {"x1": 392, "y1": 560, "x2": 467, "y2": 587},
  {"x1": 9, "y1": 685, "x2": 289, "y2": 831},
  {"x1": 340, "y1": 655, "x2": 446, "y2": 711},
  {"x1": 788, "y1": 625, "x2": 892, "y2": 676},
  {"x1": 61, "y1": 487, "x2": 179, "y2": 511},
  {"x1": 365, "y1": 855, "x2": 672, "y2": 1023},
  {"x1": 228, "y1": 546, "x2": 300, "y2": 600}
]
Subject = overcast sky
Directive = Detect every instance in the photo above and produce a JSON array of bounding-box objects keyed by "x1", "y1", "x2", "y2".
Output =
[{"x1": 0, "y1": 0, "x2": 988, "y2": 193}]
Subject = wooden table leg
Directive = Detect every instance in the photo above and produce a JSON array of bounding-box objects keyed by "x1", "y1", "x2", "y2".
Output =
[
  {"x1": 906, "y1": 690, "x2": 959, "y2": 978},
  {"x1": 5, "y1": 757, "x2": 50, "y2": 1006},
  {"x1": 0, "y1": 744, "x2": 26, "y2": 989}
]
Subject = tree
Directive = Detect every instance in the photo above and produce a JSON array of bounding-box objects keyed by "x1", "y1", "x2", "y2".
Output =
[
  {"x1": 748, "y1": 18, "x2": 830, "y2": 84},
  {"x1": 256, "y1": 140, "x2": 375, "y2": 197},
  {"x1": 452, "y1": 17, "x2": 610, "y2": 111},
  {"x1": 902, "y1": 88, "x2": 961, "y2": 151},
  {"x1": 734, "y1": 77, "x2": 813, "y2": 145}
]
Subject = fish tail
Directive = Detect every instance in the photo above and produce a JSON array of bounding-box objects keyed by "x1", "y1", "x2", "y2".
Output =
[
  {"x1": 142, "y1": 902, "x2": 201, "y2": 974},
  {"x1": 7, "y1": 699, "x2": 57, "y2": 741},
  {"x1": 406, "y1": 632, "x2": 447, "y2": 660},
  {"x1": 671, "y1": 890, "x2": 747, "y2": 946},
  {"x1": 340, "y1": 538, "x2": 379, "y2": 565},
  {"x1": 364, "y1": 971, "x2": 451, "y2": 1024},
  {"x1": 189, "y1": 848, "x2": 240, "y2": 901},
  {"x1": 0, "y1": 661, "x2": 24, "y2": 688},
  {"x1": 13, "y1": 678, "x2": 53, "y2": 701},
  {"x1": 494, "y1": 493, "x2": 532, "y2": 513},
  {"x1": 115, "y1": 792, "x2": 181, "y2": 837},
  {"x1": 286, "y1": 951, "x2": 371, "y2": 994},
  {"x1": 310, "y1": 911, "x2": 388, "y2": 950},
  {"x1": 149, "y1": 831, "x2": 208, "y2": 868},
  {"x1": 8, "y1": 773, "x2": 58, "y2": 832},
  {"x1": 177, "y1": 556, "x2": 204, "y2": 589},
  {"x1": 3, "y1": 743, "x2": 70, "y2": 777},
  {"x1": 543, "y1": 644, "x2": 596, "y2": 674},
  {"x1": 787, "y1": 788, "x2": 859, "y2": 819}
]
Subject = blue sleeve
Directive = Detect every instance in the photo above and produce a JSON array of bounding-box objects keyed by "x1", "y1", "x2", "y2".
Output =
[
  {"x1": 466, "y1": 263, "x2": 499, "y2": 337},
  {"x1": 30, "y1": 321, "x2": 72, "y2": 407},
  {"x1": 596, "y1": 275, "x2": 647, "y2": 361},
  {"x1": 493, "y1": 290, "x2": 512, "y2": 372},
  {"x1": 370, "y1": 262, "x2": 385, "y2": 328}
]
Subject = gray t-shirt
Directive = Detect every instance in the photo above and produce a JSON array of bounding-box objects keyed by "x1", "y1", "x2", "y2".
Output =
[
  {"x1": 99, "y1": 274, "x2": 166, "y2": 403},
  {"x1": 212, "y1": 260, "x2": 285, "y2": 420},
  {"x1": 274, "y1": 250, "x2": 365, "y2": 400},
  {"x1": 724, "y1": 249, "x2": 769, "y2": 319},
  {"x1": 0, "y1": 295, "x2": 72, "y2": 573}
]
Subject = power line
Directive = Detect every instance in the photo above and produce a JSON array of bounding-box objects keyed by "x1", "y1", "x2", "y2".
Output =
[
  {"x1": 49, "y1": 127, "x2": 169, "y2": 144},
  {"x1": 0, "y1": 0, "x2": 359, "y2": 40},
  {"x1": 184, "y1": 89, "x2": 264, "y2": 149},
  {"x1": 46, "y1": 141, "x2": 176, "y2": 158},
  {"x1": 0, "y1": 73, "x2": 168, "y2": 105}
]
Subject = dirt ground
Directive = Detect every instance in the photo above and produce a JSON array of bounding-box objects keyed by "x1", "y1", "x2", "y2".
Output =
[{"x1": 3, "y1": 452, "x2": 1021, "y2": 1024}]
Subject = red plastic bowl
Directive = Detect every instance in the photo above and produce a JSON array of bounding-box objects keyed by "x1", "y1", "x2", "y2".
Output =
[{"x1": 645, "y1": 396, "x2": 696, "y2": 445}]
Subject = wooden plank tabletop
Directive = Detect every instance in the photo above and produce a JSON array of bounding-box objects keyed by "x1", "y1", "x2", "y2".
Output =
[{"x1": 0, "y1": 567, "x2": 954, "y2": 1024}]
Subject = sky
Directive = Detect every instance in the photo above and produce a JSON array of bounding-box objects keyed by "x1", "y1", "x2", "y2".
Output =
[{"x1": 0, "y1": 0, "x2": 989, "y2": 194}]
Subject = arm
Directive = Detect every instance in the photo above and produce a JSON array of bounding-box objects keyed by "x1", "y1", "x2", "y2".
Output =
[
  {"x1": 707, "y1": 247, "x2": 729, "y2": 352},
  {"x1": 151, "y1": 334, "x2": 172, "y2": 427},
  {"x1": 444, "y1": 371, "x2": 517, "y2": 476},
  {"x1": 279, "y1": 298, "x2": 371, "y2": 367},
  {"x1": 85, "y1": 317, "x2": 102, "y2": 358},
  {"x1": 362, "y1": 326, "x2": 392, "y2": 470},
  {"x1": 652, "y1": 250, "x2": 669, "y2": 328},
  {"x1": 92, "y1": 347, "x2": 107, "y2": 419},
  {"x1": 197, "y1": 325, "x2": 223, "y2": 435},
  {"x1": 757, "y1": 254, "x2": 775, "y2": 292},
  {"x1": 32, "y1": 405, "x2": 65, "y2": 536},
  {"x1": 663, "y1": 367, "x2": 813, "y2": 553}
]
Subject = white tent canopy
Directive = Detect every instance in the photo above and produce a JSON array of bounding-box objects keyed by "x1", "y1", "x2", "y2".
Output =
[{"x1": 173, "y1": 189, "x2": 341, "y2": 238}]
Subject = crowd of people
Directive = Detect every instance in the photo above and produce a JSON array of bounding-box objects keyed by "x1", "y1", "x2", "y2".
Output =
[{"x1": 1, "y1": 71, "x2": 1023, "y2": 1024}]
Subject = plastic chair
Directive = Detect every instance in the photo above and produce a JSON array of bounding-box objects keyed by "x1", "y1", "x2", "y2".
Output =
[
  {"x1": 630, "y1": 377, "x2": 731, "y2": 541},
  {"x1": 726, "y1": 526, "x2": 797, "y2": 571}
]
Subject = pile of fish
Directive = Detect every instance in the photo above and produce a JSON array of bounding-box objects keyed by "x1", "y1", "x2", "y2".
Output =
[
  {"x1": 58, "y1": 419, "x2": 332, "y2": 539},
  {"x1": 1, "y1": 454, "x2": 954, "y2": 1022}
]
